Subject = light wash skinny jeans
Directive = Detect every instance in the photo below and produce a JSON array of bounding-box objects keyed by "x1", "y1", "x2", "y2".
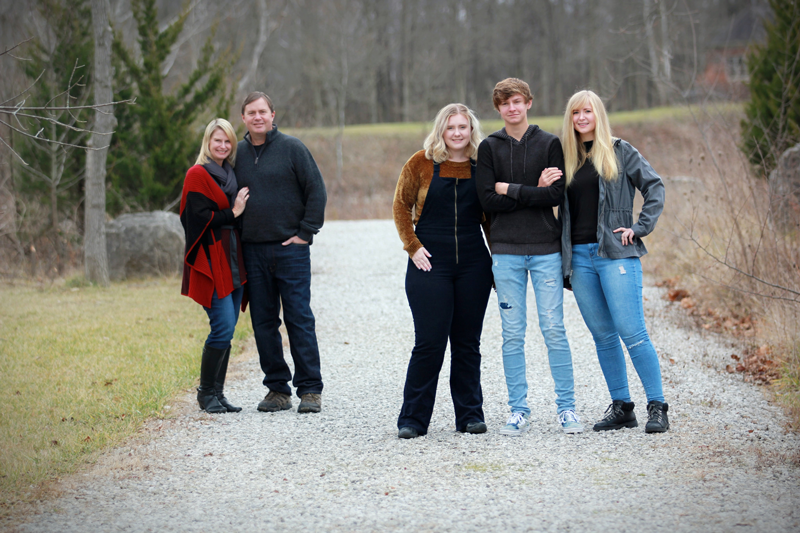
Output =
[
  {"x1": 492, "y1": 252, "x2": 576, "y2": 415},
  {"x1": 570, "y1": 243, "x2": 665, "y2": 403}
]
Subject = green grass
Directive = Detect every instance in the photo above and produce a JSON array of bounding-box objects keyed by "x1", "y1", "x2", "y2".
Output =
[
  {"x1": 284, "y1": 104, "x2": 743, "y2": 140},
  {"x1": 0, "y1": 278, "x2": 251, "y2": 508}
]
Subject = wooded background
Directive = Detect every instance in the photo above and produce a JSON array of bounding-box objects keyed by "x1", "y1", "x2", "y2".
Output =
[{"x1": 0, "y1": 0, "x2": 770, "y2": 278}]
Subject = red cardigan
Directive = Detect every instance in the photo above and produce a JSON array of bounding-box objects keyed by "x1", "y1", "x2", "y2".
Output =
[{"x1": 179, "y1": 165, "x2": 246, "y2": 308}]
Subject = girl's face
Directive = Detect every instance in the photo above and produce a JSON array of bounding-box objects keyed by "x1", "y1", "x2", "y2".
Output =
[
  {"x1": 572, "y1": 100, "x2": 596, "y2": 142},
  {"x1": 209, "y1": 127, "x2": 232, "y2": 165},
  {"x1": 443, "y1": 113, "x2": 472, "y2": 157}
]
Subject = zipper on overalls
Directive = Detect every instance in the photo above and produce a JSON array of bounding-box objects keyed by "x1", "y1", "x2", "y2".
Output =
[{"x1": 454, "y1": 182, "x2": 459, "y2": 264}]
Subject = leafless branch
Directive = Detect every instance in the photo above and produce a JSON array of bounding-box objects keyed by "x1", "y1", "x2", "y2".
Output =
[
  {"x1": 685, "y1": 226, "x2": 800, "y2": 299},
  {"x1": 0, "y1": 38, "x2": 33, "y2": 57},
  {"x1": 0, "y1": 69, "x2": 46, "y2": 106},
  {"x1": 0, "y1": 119, "x2": 112, "y2": 159},
  {"x1": 0, "y1": 98, "x2": 135, "y2": 113}
]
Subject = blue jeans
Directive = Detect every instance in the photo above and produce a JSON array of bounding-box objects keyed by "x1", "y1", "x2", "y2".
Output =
[
  {"x1": 492, "y1": 252, "x2": 576, "y2": 415},
  {"x1": 203, "y1": 287, "x2": 244, "y2": 350},
  {"x1": 243, "y1": 242, "x2": 323, "y2": 397},
  {"x1": 570, "y1": 244, "x2": 664, "y2": 403}
]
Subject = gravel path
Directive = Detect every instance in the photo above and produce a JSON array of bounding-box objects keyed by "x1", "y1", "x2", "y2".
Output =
[{"x1": 12, "y1": 220, "x2": 799, "y2": 532}]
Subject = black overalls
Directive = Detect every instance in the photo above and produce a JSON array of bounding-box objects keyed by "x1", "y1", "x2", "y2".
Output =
[{"x1": 398, "y1": 161, "x2": 493, "y2": 434}]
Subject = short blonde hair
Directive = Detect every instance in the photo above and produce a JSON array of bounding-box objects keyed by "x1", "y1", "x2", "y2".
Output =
[
  {"x1": 561, "y1": 90, "x2": 618, "y2": 185},
  {"x1": 196, "y1": 118, "x2": 238, "y2": 166},
  {"x1": 423, "y1": 103, "x2": 483, "y2": 164}
]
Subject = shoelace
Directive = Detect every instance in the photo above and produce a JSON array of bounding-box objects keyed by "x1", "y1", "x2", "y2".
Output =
[
  {"x1": 559, "y1": 410, "x2": 580, "y2": 424},
  {"x1": 648, "y1": 405, "x2": 665, "y2": 425},
  {"x1": 601, "y1": 403, "x2": 622, "y2": 422},
  {"x1": 506, "y1": 412, "x2": 526, "y2": 427}
]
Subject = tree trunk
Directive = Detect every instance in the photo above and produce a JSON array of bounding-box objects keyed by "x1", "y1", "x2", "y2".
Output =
[
  {"x1": 658, "y1": 0, "x2": 672, "y2": 97},
  {"x1": 85, "y1": 0, "x2": 115, "y2": 286},
  {"x1": 50, "y1": 122, "x2": 63, "y2": 274},
  {"x1": 335, "y1": 31, "x2": 348, "y2": 185},
  {"x1": 644, "y1": 0, "x2": 667, "y2": 106}
]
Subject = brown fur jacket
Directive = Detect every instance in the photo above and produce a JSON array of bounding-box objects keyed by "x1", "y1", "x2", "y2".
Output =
[{"x1": 392, "y1": 150, "x2": 490, "y2": 257}]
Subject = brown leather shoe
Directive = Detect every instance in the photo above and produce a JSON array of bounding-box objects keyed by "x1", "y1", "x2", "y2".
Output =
[
  {"x1": 297, "y1": 393, "x2": 322, "y2": 413},
  {"x1": 257, "y1": 391, "x2": 292, "y2": 412}
]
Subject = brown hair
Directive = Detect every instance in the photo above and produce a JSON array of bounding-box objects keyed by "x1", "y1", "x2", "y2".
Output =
[
  {"x1": 492, "y1": 78, "x2": 533, "y2": 111},
  {"x1": 241, "y1": 91, "x2": 274, "y2": 115}
]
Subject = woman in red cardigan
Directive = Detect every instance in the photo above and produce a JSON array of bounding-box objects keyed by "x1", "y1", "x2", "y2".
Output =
[{"x1": 180, "y1": 118, "x2": 250, "y2": 413}]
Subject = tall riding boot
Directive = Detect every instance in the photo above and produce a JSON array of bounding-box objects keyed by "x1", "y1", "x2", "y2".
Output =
[
  {"x1": 215, "y1": 346, "x2": 242, "y2": 412},
  {"x1": 197, "y1": 344, "x2": 227, "y2": 413}
]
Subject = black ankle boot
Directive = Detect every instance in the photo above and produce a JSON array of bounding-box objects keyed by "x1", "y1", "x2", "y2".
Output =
[
  {"x1": 215, "y1": 346, "x2": 241, "y2": 413},
  {"x1": 645, "y1": 401, "x2": 670, "y2": 433},
  {"x1": 197, "y1": 344, "x2": 227, "y2": 414},
  {"x1": 593, "y1": 400, "x2": 638, "y2": 431}
]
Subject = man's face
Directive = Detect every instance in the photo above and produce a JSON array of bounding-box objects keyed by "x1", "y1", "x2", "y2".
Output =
[
  {"x1": 242, "y1": 97, "x2": 275, "y2": 137},
  {"x1": 497, "y1": 93, "x2": 532, "y2": 126}
]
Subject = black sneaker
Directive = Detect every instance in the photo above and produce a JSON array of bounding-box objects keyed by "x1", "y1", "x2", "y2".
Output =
[
  {"x1": 645, "y1": 401, "x2": 670, "y2": 433},
  {"x1": 593, "y1": 400, "x2": 638, "y2": 431},
  {"x1": 257, "y1": 391, "x2": 292, "y2": 412}
]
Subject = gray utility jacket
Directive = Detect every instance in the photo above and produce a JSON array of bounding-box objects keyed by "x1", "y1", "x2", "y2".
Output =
[{"x1": 560, "y1": 138, "x2": 665, "y2": 281}]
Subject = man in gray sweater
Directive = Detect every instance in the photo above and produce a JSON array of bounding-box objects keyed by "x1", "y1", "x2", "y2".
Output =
[
  {"x1": 236, "y1": 92, "x2": 327, "y2": 414},
  {"x1": 475, "y1": 78, "x2": 582, "y2": 436}
]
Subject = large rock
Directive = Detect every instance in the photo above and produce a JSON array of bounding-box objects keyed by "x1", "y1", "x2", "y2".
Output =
[
  {"x1": 106, "y1": 211, "x2": 184, "y2": 281},
  {"x1": 769, "y1": 143, "x2": 800, "y2": 230}
]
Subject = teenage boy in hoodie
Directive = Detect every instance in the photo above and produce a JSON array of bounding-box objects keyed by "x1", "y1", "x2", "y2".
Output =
[{"x1": 475, "y1": 78, "x2": 583, "y2": 436}]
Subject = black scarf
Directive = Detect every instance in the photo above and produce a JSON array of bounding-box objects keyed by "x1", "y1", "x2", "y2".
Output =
[{"x1": 203, "y1": 160, "x2": 238, "y2": 207}]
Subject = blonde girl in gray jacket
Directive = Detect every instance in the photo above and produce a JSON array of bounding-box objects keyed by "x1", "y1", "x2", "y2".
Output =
[{"x1": 555, "y1": 89, "x2": 670, "y2": 434}]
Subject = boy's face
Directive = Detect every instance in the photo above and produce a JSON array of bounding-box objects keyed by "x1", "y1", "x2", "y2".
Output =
[{"x1": 497, "y1": 93, "x2": 532, "y2": 127}]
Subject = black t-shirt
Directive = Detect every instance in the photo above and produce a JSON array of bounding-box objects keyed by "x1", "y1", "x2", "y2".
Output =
[{"x1": 567, "y1": 141, "x2": 600, "y2": 245}]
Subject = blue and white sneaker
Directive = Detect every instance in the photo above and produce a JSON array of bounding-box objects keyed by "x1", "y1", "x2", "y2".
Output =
[
  {"x1": 558, "y1": 409, "x2": 584, "y2": 434},
  {"x1": 499, "y1": 412, "x2": 530, "y2": 436}
]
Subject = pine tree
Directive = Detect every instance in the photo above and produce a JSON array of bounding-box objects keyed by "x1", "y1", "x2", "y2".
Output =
[
  {"x1": 107, "y1": 0, "x2": 232, "y2": 213},
  {"x1": 741, "y1": 0, "x2": 800, "y2": 173}
]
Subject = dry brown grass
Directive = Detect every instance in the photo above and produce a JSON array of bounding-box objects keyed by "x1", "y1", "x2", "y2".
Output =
[{"x1": 614, "y1": 109, "x2": 800, "y2": 428}]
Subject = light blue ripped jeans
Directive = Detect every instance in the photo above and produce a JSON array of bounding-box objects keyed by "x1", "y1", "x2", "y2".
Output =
[
  {"x1": 492, "y1": 252, "x2": 576, "y2": 415},
  {"x1": 570, "y1": 243, "x2": 664, "y2": 403}
]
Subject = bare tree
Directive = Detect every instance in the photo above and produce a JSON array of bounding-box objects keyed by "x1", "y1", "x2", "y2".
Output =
[{"x1": 84, "y1": 0, "x2": 116, "y2": 286}]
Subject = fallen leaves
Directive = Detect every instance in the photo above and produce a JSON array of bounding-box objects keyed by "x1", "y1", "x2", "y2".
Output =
[
  {"x1": 658, "y1": 278, "x2": 757, "y2": 336},
  {"x1": 725, "y1": 345, "x2": 779, "y2": 384}
]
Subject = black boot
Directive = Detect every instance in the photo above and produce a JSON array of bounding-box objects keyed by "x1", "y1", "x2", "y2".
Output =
[
  {"x1": 593, "y1": 400, "x2": 638, "y2": 431},
  {"x1": 215, "y1": 346, "x2": 241, "y2": 413},
  {"x1": 645, "y1": 401, "x2": 670, "y2": 433},
  {"x1": 197, "y1": 344, "x2": 227, "y2": 414}
]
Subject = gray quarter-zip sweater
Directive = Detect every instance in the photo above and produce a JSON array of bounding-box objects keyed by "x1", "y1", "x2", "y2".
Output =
[
  {"x1": 475, "y1": 125, "x2": 565, "y2": 255},
  {"x1": 236, "y1": 127, "x2": 327, "y2": 244}
]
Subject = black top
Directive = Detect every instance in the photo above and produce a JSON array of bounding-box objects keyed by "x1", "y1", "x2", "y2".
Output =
[
  {"x1": 236, "y1": 127, "x2": 327, "y2": 244},
  {"x1": 475, "y1": 125, "x2": 565, "y2": 256},
  {"x1": 567, "y1": 141, "x2": 600, "y2": 245}
]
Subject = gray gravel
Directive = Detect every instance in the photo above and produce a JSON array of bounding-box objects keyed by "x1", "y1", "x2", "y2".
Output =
[{"x1": 12, "y1": 220, "x2": 799, "y2": 532}]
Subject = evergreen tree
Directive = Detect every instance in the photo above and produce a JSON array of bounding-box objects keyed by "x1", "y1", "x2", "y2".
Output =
[
  {"x1": 741, "y1": 0, "x2": 800, "y2": 173},
  {"x1": 107, "y1": 0, "x2": 232, "y2": 213},
  {"x1": 14, "y1": 0, "x2": 93, "y2": 270}
]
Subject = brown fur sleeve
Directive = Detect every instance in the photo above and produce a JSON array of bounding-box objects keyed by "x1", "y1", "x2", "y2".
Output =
[{"x1": 393, "y1": 151, "x2": 431, "y2": 257}]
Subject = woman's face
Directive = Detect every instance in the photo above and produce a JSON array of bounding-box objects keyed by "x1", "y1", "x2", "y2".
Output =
[
  {"x1": 443, "y1": 113, "x2": 471, "y2": 157},
  {"x1": 209, "y1": 127, "x2": 232, "y2": 165},
  {"x1": 572, "y1": 100, "x2": 596, "y2": 142}
]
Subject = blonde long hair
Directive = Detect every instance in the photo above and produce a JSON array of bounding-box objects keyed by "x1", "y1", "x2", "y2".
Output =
[
  {"x1": 196, "y1": 118, "x2": 238, "y2": 166},
  {"x1": 561, "y1": 90, "x2": 618, "y2": 186},
  {"x1": 423, "y1": 103, "x2": 483, "y2": 163}
]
